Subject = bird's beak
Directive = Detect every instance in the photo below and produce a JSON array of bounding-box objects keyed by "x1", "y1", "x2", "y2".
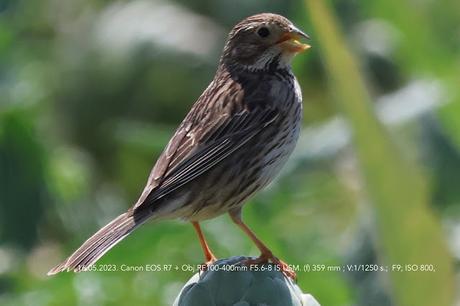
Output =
[{"x1": 276, "y1": 26, "x2": 311, "y2": 53}]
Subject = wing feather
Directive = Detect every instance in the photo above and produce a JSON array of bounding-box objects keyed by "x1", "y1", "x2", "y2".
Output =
[{"x1": 134, "y1": 107, "x2": 278, "y2": 209}]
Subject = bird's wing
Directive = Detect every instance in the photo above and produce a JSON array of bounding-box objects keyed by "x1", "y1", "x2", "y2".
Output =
[{"x1": 133, "y1": 106, "x2": 279, "y2": 210}]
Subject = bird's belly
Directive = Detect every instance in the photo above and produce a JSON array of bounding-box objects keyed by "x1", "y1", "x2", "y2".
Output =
[
  {"x1": 258, "y1": 125, "x2": 300, "y2": 186},
  {"x1": 182, "y1": 114, "x2": 301, "y2": 222},
  {"x1": 178, "y1": 78, "x2": 303, "y2": 221}
]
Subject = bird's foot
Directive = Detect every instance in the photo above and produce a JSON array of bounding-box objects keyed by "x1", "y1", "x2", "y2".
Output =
[
  {"x1": 272, "y1": 257, "x2": 297, "y2": 280},
  {"x1": 198, "y1": 255, "x2": 218, "y2": 271},
  {"x1": 241, "y1": 253, "x2": 297, "y2": 280},
  {"x1": 205, "y1": 255, "x2": 218, "y2": 267}
]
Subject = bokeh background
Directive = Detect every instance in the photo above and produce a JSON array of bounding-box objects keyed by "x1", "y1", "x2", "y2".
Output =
[{"x1": 1, "y1": 0, "x2": 459, "y2": 305}]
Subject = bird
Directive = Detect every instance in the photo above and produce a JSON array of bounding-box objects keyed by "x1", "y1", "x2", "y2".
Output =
[{"x1": 48, "y1": 13, "x2": 310, "y2": 279}]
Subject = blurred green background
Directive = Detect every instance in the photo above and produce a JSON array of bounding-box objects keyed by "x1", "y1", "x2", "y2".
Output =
[{"x1": 1, "y1": 0, "x2": 459, "y2": 305}]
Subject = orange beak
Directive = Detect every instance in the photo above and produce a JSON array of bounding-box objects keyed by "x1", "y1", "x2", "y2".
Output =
[{"x1": 276, "y1": 27, "x2": 311, "y2": 53}]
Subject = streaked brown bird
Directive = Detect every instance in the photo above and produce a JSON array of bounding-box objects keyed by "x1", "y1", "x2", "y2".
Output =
[{"x1": 48, "y1": 13, "x2": 310, "y2": 279}]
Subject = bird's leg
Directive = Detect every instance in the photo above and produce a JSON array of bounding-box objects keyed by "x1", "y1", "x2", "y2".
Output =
[
  {"x1": 192, "y1": 222, "x2": 217, "y2": 269},
  {"x1": 229, "y1": 209, "x2": 296, "y2": 280}
]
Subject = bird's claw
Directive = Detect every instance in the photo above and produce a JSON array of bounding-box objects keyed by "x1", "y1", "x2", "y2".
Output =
[
  {"x1": 240, "y1": 253, "x2": 297, "y2": 280},
  {"x1": 198, "y1": 256, "x2": 218, "y2": 272}
]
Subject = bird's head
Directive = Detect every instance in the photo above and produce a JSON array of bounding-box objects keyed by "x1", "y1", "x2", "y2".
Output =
[{"x1": 221, "y1": 13, "x2": 310, "y2": 71}]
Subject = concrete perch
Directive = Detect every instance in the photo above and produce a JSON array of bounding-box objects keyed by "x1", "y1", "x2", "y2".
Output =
[{"x1": 174, "y1": 256, "x2": 320, "y2": 306}]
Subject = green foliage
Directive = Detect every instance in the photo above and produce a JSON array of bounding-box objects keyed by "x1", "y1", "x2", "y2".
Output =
[
  {"x1": 306, "y1": 0, "x2": 454, "y2": 305},
  {"x1": 0, "y1": 109, "x2": 48, "y2": 249}
]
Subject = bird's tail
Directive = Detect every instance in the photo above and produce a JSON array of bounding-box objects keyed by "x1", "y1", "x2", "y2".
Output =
[{"x1": 47, "y1": 209, "x2": 149, "y2": 275}]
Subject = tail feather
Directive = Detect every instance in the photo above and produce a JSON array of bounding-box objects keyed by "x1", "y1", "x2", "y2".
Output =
[{"x1": 48, "y1": 210, "x2": 148, "y2": 275}]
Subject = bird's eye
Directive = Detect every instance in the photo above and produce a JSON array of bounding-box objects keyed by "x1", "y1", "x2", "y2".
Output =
[{"x1": 257, "y1": 27, "x2": 270, "y2": 38}]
